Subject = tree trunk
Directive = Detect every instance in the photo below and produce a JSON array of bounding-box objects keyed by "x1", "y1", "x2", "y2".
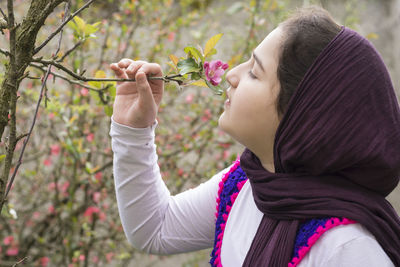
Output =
[{"x1": 0, "y1": 0, "x2": 66, "y2": 212}]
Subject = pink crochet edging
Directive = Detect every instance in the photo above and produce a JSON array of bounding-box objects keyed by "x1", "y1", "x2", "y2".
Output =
[
  {"x1": 213, "y1": 158, "x2": 242, "y2": 267},
  {"x1": 288, "y1": 217, "x2": 357, "y2": 267}
]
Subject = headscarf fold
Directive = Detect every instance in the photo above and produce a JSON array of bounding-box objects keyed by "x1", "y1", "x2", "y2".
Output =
[{"x1": 241, "y1": 26, "x2": 400, "y2": 266}]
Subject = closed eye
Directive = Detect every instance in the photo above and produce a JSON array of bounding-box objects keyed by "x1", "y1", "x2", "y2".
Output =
[{"x1": 248, "y1": 70, "x2": 257, "y2": 79}]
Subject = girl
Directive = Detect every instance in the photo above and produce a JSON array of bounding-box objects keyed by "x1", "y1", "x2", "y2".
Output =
[{"x1": 109, "y1": 6, "x2": 400, "y2": 267}]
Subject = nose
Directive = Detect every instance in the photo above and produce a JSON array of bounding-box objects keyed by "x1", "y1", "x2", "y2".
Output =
[{"x1": 226, "y1": 66, "x2": 240, "y2": 88}]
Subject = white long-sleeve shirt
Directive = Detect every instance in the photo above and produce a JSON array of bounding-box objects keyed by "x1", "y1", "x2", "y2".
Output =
[{"x1": 109, "y1": 116, "x2": 394, "y2": 267}]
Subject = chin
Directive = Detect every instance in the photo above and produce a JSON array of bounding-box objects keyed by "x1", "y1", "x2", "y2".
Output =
[{"x1": 218, "y1": 113, "x2": 228, "y2": 132}]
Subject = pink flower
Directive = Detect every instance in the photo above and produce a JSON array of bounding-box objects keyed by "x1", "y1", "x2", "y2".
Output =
[
  {"x1": 80, "y1": 88, "x2": 89, "y2": 96},
  {"x1": 86, "y1": 133, "x2": 94, "y2": 142},
  {"x1": 48, "y1": 205, "x2": 55, "y2": 214},
  {"x1": 50, "y1": 144, "x2": 60, "y2": 156},
  {"x1": 94, "y1": 172, "x2": 102, "y2": 182},
  {"x1": 92, "y1": 192, "x2": 101, "y2": 203},
  {"x1": 167, "y1": 32, "x2": 175, "y2": 42},
  {"x1": 40, "y1": 257, "x2": 50, "y2": 267},
  {"x1": 3, "y1": 236, "x2": 13, "y2": 246},
  {"x1": 43, "y1": 158, "x2": 52, "y2": 166},
  {"x1": 84, "y1": 206, "x2": 100, "y2": 222},
  {"x1": 106, "y1": 252, "x2": 114, "y2": 263},
  {"x1": 48, "y1": 182, "x2": 56, "y2": 191},
  {"x1": 204, "y1": 60, "x2": 229, "y2": 86},
  {"x1": 6, "y1": 247, "x2": 18, "y2": 256},
  {"x1": 61, "y1": 181, "x2": 70, "y2": 194},
  {"x1": 185, "y1": 93, "x2": 194, "y2": 104}
]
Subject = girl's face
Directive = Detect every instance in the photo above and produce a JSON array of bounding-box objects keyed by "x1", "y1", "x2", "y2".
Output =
[{"x1": 218, "y1": 27, "x2": 284, "y2": 167}]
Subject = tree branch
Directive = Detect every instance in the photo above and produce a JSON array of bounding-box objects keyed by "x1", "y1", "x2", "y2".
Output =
[
  {"x1": 29, "y1": 63, "x2": 110, "y2": 91},
  {"x1": 0, "y1": 48, "x2": 10, "y2": 57},
  {"x1": 33, "y1": 0, "x2": 96, "y2": 55},
  {"x1": 0, "y1": 7, "x2": 7, "y2": 22},
  {"x1": 3, "y1": 66, "x2": 51, "y2": 201},
  {"x1": 31, "y1": 57, "x2": 184, "y2": 83},
  {"x1": 58, "y1": 40, "x2": 83, "y2": 62}
]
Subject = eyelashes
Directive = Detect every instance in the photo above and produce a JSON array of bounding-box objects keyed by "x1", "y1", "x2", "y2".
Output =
[{"x1": 248, "y1": 70, "x2": 257, "y2": 79}]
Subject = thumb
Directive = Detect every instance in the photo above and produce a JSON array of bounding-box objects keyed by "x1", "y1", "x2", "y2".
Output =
[{"x1": 136, "y1": 71, "x2": 155, "y2": 106}]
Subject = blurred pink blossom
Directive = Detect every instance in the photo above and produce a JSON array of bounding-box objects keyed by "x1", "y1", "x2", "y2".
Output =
[
  {"x1": 61, "y1": 181, "x2": 70, "y2": 194},
  {"x1": 80, "y1": 88, "x2": 89, "y2": 96},
  {"x1": 48, "y1": 205, "x2": 55, "y2": 214},
  {"x1": 93, "y1": 192, "x2": 101, "y2": 203},
  {"x1": 185, "y1": 93, "x2": 194, "y2": 104},
  {"x1": 43, "y1": 158, "x2": 52, "y2": 166},
  {"x1": 3, "y1": 236, "x2": 13, "y2": 246},
  {"x1": 204, "y1": 60, "x2": 229, "y2": 86},
  {"x1": 48, "y1": 112, "x2": 55, "y2": 120},
  {"x1": 84, "y1": 206, "x2": 100, "y2": 222},
  {"x1": 106, "y1": 252, "x2": 114, "y2": 262},
  {"x1": 50, "y1": 144, "x2": 61, "y2": 156},
  {"x1": 6, "y1": 247, "x2": 18, "y2": 256},
  {"x1": 40, "y1": 257, "x2": 50, "y2": 267},
  {"x1": 95, "y1": 172, "x2": 103, "y2": 182},
  {"x1": 86, "y1": 133, "x2": 95, "y2": 142},
  {"x1": 167, "y1": 32, "x2": 176, "y2": 42}
]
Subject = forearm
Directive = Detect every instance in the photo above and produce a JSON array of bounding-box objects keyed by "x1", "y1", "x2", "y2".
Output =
[{"x1": 109, "y1": 116, "x2": 221, "y2": 254}]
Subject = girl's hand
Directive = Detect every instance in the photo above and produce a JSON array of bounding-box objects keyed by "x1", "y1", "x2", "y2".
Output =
[{"x1": 109, "y1": 59, "x2": 164, "y2": 128}]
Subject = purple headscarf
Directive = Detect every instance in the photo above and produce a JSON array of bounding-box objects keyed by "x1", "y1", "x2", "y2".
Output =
[{"x1": 241, "y1": 26, "x2": 400, "y2": 266}]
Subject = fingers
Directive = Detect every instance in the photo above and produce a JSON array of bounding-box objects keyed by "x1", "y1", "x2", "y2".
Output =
[
  {"x1": 117, "y1": 58, "x2": 147, "y2": 69},
  {"x1": 135, "y1": 71, "x2": 155, "y2": 108},
  {"x1": 109, "y1": 63, "x2": 128, "y2": 80},
  {"x1": 135, "y1": 63, "x2": 163, "y2": 78}
]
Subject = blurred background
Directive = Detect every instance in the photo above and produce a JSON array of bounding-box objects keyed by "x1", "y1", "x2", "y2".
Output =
[{"x1": 0, "y1": 0, "x2": 399, "y2": 266}]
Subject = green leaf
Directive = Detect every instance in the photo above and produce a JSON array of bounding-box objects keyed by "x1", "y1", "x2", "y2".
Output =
[
  {"x1": 109, "y1": 85, "x2": 116, "y2": 98},
  {"x1": 89, "y1": 89, "x2": 101, "y2": 103},
  {"x1": 104, "y1": 105, "x2": 113, "y2": 117},
  {"x1": 184, "y1": 46, "x2": 204, "y2": 62},
  {"x1": 191, "y1": 80, "x2": 208, "y2": 87},
  {"x1": 204, "y1": 33, "x2": 223, "y2": 57},
  {"x1": 206, "y1": 48, "x2": 217, "y2": 58},
  {"x1": 177, "y1": 58, "x2": 201, "y2": 75},
  {"x1": 0, "y1": 154, "x2": 6, "y2": 162},
  {"x1": 190, "y1": 72, "x2": 201, "y2": 80}
]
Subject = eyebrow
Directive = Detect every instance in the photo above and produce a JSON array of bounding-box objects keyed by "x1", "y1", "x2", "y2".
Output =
[{"x1": 253, "y1": 52, "x2": 265, "y2": 72}]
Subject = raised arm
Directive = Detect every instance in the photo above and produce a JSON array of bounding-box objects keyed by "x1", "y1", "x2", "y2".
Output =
[{"x1": 109, "y1": 59, "x2": 226, "y2": 254}]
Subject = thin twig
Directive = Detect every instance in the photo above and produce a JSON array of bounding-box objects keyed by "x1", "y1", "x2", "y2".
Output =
[
  {"x1": 242, "y1": 0, "x2": 261, "y2": 56},
  {"x1": 55, "y1": 1, "x2": 70, "y2": 55},
  {"x1": 59, "y1": 40, "x2": 83, "y2": 62},
  {"x1": 29, "y1": 63, "x2": 111, "y2": 91},
  {"x1": 32, "y1": 57, "x2": 184, "y2": 83},
  {"x1": 33, "y1": 0, "x2": 95, "y2": 55},
  {"x1": 3, "y1": 66, "x2": 51, "y2": 200},
  {"x1": 0, "y1": 48, "x2": 10, "y2": 57},
  {"x1": 12, "y1": 257, "x2": 29, "y2": 267},
  {"x1": 0, "y1": 7, "x2": 7, "y2": 22}
]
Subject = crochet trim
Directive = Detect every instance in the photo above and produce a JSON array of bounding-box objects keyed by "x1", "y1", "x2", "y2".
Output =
[
  {"x1": 288, "y1": 217, "x2": 357, "y2": 267},
  {"x1": 211, "y1": 159, "x2": 242, "y2": 267}
]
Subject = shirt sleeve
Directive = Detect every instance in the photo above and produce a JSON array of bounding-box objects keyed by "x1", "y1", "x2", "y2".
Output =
[
  {"x1": 323, "y1": 236, "x2": 395, "y2": 267},
  {"x1": 109, "y1": 116, "x2": 227, "y2": 255}
]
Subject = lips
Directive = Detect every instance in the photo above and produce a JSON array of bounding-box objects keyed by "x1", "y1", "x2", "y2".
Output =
[{"x1": 225, "y1": 94, "x2": 231, "y2": 107}]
